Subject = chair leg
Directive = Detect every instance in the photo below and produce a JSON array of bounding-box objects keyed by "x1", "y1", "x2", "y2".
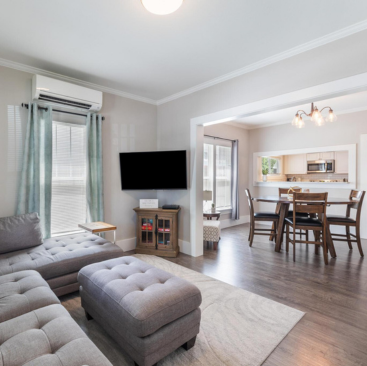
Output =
[
  {"x1": 322, "y1": 231, "x2": 329, "y2": 265},
  {"x1": 270, "y1": 222, "x2": 275, "y2": 241},
  {"x1": 356, "y1": 226, "x2": 364, "y2": 257},
  {"x1": 293, "y1": 226, "x2": 296, "y2": 262},
  {"x1": 306, "y1": 230, "x2": 309, "y2": 241},
  {"x1": 213, "y1": 241, "x2": 218, "y2": 251},
  {"x1": 249, "y1": 226, "x2": 255, "y2": 247},
  {"x1": 346, "y1": 226, "x2": 353, "y2": 249},
  {"x1": 286, "y1": 224, "x2": 289, "y2": 253},
  {"x1": 248, "y1": 224, "x2": 252, "y2": 241}
]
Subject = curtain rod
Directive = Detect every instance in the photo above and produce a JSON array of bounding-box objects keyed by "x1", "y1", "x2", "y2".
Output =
[
  {"x1": 21, "y1": 103, "x2": 105, "y2": 121},
  {"x1": 204, "y1": 134, "x2": 235, "y2": 142}
]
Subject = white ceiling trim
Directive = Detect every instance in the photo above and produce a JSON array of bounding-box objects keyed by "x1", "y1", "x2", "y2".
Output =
[
  {"x1": 157, "y1": 19, "x2": 367, "y2": 106},
  {"x1": 0, "y1": 57, "x2": 157, "y2": 105}
]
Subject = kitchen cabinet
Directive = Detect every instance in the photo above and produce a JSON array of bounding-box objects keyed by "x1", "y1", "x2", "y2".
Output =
[
  {"x1": 284, "y1": 154, "x2": 307, "y2": 174},
  {"x1": 335, "y1": 151, "x2": 349, "y2": 174},
  {"x1": 306, "y1": 152, "x2": 335, "y2": 160}
]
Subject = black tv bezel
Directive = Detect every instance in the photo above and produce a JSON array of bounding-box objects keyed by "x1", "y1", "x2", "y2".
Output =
[{"x1": 119, "y1": 150, "x2": 188, "y2": 190}]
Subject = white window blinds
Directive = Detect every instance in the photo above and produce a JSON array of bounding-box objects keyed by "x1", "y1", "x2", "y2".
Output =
[{"x1": 51, "y1": 122, "x2": 87, "y2": 235}]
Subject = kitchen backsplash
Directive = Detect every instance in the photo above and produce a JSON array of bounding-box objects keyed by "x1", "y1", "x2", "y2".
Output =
[{"x1": 285, "y1": 173, "x2": 348, "y2": 182}]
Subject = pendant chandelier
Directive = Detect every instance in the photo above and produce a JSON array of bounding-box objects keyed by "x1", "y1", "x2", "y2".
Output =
[{"x1": 292, "y1": 103, "x2": 337, "y2": 128}]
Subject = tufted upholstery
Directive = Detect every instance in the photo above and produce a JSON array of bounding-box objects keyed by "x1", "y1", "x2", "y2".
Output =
[
  {"x1": 0, "y1": 232, "x2": 123, "y2": 281},
  {"x1": 203, "y1": 219, "x2": 221, "y2": 242},
  {"x1": 0, "y1": 270, "x2": 60, "y2": 323},
  {"x1": 0, "y1": 304, "x2": 112, "y2": 366},
  {"x1": 78, "y1": 256, "x2": 202, "y2": 338}
]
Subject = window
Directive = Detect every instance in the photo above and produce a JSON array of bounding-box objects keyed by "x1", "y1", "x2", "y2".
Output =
[
  {"x1": 262, "y1": 157, "x2": 280, "y2": 175},
  {"x1": 203, "y1": 139, "x2": 232, "y2": 211},
  {"x1": 51, "y1": 122, "x2": 87, "y2": 235}
]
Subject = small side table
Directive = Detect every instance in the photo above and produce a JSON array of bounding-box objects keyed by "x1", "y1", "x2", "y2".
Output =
[
  {"x1": 78, "y1": 222, "x2": 117, "y2": 244},
  {"x1": 203, "y1": 212, "x2": 221, "y2": 221}
]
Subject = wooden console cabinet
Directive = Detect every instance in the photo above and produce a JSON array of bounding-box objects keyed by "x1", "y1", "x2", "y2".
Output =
[{"x1": 133, "y1": 207, "x2": 180, "y2": 258}]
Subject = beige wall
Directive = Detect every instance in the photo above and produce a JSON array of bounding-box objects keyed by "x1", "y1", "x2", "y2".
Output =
[
  {"x1": 157, "y1": 30, "x2": 367, "y2": 244},
  {"x1": 0, "y1": 65, "x2": 157, "y2": 247},
  {"x1": 203, "y1": 123, "x2": 250, "y2": 221}
]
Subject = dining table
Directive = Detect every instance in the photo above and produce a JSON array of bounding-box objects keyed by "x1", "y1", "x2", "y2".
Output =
[{"x1": 251, "y1": 195, "x2": 357, "y2": 257}]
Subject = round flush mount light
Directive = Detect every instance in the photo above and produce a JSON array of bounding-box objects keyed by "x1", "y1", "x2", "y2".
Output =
[{"x1": 141, "y1": 0, "x2": 184, "y2": 15}]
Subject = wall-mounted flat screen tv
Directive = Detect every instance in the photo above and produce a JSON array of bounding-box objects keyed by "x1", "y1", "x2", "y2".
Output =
[{"x1": 119, "y1": 150, "x2": 187, "y2": 190}]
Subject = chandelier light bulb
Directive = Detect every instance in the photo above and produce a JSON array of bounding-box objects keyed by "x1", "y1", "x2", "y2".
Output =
[
  {"x1": 311, "y1": 107, "x2": 320, "y2": 122},
  {"x1": 296, "y1": 117, "x2": 305, "y2": 129},
  {"x1": 292, "y1": 114, "x2": 300, "y2": 126},
  {"x1": 315, "y1": 115, "x2": 325, "y2": 126},
  {"x1": 141, "y1": 0, "x2": 184, "y2": 15},
  {"x1": 326, "y1": 110, "x2": 338, "y2": 122}
]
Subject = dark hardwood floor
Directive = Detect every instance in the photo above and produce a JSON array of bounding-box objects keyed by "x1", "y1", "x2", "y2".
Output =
[
  {"x1": 164, "y1": 223, "x2": 367, "y2": 366},
  {"x1": 61, "y1": 223, "x2": 367, "y2": 365}
]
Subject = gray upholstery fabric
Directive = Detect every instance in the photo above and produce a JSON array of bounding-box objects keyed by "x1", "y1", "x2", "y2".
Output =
[
  {"x1": 0, "y1": 232, "x2": 123, "y2": 280},
  {"x1": 0, "y1": 213, "x2": 43, "y2": 254},
  {"x1": 0, "y1": 304, "x2": 112, "y2": 366},
  {"x1": 0, "y1": 270, "x2": 60, "y2": 323},
  {"x1": 81, "y1": 287, "x2": 200, "y2": 366},
  {"x1": 78, "y1": 256, "x2": 202, "y2": 337}
]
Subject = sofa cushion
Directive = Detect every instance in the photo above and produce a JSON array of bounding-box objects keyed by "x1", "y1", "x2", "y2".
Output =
[
  {"x1": 0, "y1": 270, "x2": 60, "y2": 323},
  {"x1": 0, "y1": 213, "x2": 43, "y2": 254},
  {"x1": 0, "y1": 233, "x2": 123, "y2": 280},
  {"x1": 0, "y1": 304, "x2": 112, "y2": 366},
  {"x1": 78, "y1": 256, "x2": 202, "y2": 338}
]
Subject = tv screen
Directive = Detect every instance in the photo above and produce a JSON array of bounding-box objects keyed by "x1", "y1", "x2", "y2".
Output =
[{"x1": 119, "y1": 150, "x2": 187, "y2": 190}]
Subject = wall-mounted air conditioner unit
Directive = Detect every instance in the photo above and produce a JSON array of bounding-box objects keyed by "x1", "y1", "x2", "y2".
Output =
[{"x1": 32, "y1": 75, "x2": 102, "y2": 112}]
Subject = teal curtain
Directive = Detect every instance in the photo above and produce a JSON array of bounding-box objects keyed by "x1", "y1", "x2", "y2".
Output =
[
  {"x1": 86, "y1": 113, "x2": 104, "y2": 222},
  {"x1": 16, "y1": 103, "x2": 53, "y2": 238}
]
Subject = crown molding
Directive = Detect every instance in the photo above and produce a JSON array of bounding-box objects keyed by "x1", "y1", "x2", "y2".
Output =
[
  {"x1": 0, "y1": 57, "x2": 157, "y2": 105},
  {"x1": 157, "y1": 19, "x2": 367, "y2": 106}
]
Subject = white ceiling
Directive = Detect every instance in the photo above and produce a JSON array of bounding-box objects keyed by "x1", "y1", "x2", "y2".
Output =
[
  {"x1": 229, "y1": 91, "x2": 367, "y2": 129},
  {"x1": 1, "y1": 0, "x2": 367, "y2": 103}
]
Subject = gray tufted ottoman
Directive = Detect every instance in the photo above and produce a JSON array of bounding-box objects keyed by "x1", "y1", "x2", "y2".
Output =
[{"x1": 78, "y1": 256, "x2": 202, "y2": 366}]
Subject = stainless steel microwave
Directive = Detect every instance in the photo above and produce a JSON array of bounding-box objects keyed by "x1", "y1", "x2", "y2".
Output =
[{"x1": 307, "y1": 160, "x2": 335, "y2": 174}]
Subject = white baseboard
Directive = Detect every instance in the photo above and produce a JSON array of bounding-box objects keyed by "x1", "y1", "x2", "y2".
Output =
[
  {"x1": 116, "y1": 237, "x2": 136, "y2": 252},
  {"x1": 220, "y1": 215, "x2": 250, "y2": 229}
]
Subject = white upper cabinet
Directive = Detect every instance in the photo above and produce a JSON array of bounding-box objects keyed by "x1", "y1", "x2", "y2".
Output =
[
  {"x1": 335, "y1": 151, "x2": 349, "y2": 174},
  {"x1": 306, "y1": 152, "x2": 335, "y2": 160},
  {"x1": 284, "y1": 154, "x2": 307, "y2": 174},
  {"x1": 306, "y1": 153, "x2": 320, "y2": 161},
  {"x1": 320, "y1": 152, "x2": 335, "y2": 160}
]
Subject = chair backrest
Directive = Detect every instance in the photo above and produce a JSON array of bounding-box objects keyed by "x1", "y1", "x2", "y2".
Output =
[
  {"x1": 292, "y1": 192, "x2": 328, "y2": 226},
  {"x1": 346, "y1": 190, "x2": 365, "y2": 222},
  {"x1": 245, "y1": 189, "x2": 254, "y2": 221},
  {"x1": 279, "y1": 187, "x2": 302, "y2": 197}
]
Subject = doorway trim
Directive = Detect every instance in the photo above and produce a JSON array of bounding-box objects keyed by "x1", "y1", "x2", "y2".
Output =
[{"x1": 189, "y1": 71, "x2": 367, "y2": 257}]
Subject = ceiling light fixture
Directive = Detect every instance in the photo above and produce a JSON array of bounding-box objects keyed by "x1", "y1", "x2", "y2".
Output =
[
  {"x1": 292, "y1": 102, "x2": 337, "y2": 129},
  {"x1": 141, "y1": 0, "x2": 183, "y2": 15}
]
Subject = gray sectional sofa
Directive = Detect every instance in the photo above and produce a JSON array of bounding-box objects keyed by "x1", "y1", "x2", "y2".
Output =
[
  {"x1": 0, "y1": 212, "x2": 122, "y2": 365},
  {"x1": 0, "y1": 270, "x2": 112, "y2": 365},
  {"x1": 0, "y1": 212, "x2": 124, "y2": 296}
]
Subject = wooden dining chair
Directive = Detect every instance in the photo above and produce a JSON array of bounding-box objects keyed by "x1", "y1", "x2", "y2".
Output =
[
  {"x1": 245, "y1": 189, "x2": 279, "y2": 247},
  {"x1": 285, "y1": 192, "x2": 329, "y2": 264},
  {"x1": 270, "y1": 187, "x2": 309, "y2": 241},
  {"x1": 327, "y1": 190, "x2": 365, "y2": 257}
]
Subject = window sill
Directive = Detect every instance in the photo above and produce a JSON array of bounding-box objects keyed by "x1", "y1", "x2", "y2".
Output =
[{"x1": 217, "y1": 207, "x2": 232, "y2": 214}]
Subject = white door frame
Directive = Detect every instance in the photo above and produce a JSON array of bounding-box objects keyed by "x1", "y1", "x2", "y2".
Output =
[{"x1": 189, "y1": 72, "x2": 367, "y2": 257}]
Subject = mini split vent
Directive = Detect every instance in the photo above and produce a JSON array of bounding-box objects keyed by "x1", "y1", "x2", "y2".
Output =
[
  {"x1": 32, "y1": 75, "x2": 103, "y2": 112},
  {"x1": 38, "y1": 94, "x2": 92, "y2": 109}
]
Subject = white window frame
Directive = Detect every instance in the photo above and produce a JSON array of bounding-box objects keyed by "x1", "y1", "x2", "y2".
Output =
[
  {"x1": 261, "y1": 156, "x2": 282, "y2": 176},
  {"x1": 204, "y1": 137, "x2": 232, "y2": 213},
  {"x1": 51, "y1": 120, "x2": 87, "y2": 236}
]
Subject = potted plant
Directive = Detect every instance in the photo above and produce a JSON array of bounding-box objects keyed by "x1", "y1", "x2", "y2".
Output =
[
  {"x1": 211, "y1": 203, "x2": 216, "y2": 213},
  {"x1": 262, "y1": 168, "x2": 268, "y2": 182}
]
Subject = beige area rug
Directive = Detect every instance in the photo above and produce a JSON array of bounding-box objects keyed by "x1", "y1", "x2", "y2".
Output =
[
  {"x1": 63, "y1": 255, "x2": 304, "y2": 366},
  {"x1": 133, "y1": 254, "x2": 305, "y2": 366}
]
